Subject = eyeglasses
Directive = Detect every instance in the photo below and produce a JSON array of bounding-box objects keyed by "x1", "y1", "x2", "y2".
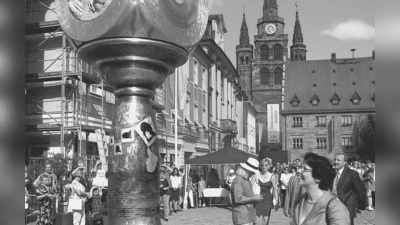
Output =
[{"x1": 301, "y1": 167, "x2": 312, "y2": 172}]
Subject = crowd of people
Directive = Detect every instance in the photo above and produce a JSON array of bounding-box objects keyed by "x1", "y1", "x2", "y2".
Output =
[
  {"x1": 158, "y1": 164, "x2": 228, "y2": 221},
  {"x1": 230, "y1": 153, "x2": 375, "y2": 225},
  {"x1": 25, "y1": 154, "x2": 374, "y2": 225},
  {"x1": 25, "y1": 160, "x2": 108, "y2": 225}
]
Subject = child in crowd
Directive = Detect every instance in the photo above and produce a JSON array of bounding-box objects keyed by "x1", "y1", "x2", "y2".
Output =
[{"x1": 198, "y1": 175, "x2": 206, "y2": 207}]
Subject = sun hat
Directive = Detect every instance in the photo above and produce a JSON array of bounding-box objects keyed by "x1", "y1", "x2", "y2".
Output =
[
  {"x1": 240, "y1": 157, "x2": 259, "y2": 174},
  {"x1": 229, "y1": 169, "x2": 235, "y2": 174},
  {"x1": 71, "y1": 166, "x2": 85, "y2": 176}
]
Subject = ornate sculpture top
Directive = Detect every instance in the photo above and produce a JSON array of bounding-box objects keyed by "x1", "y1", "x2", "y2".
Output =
[{"x1": 56, "y1": 0, "x2": 210, "y2": 52}]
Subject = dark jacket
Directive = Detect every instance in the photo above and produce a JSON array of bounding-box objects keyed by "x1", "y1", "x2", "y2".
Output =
[{"x1": 336, "y1": 167, "x2": 366, "y2": 219}]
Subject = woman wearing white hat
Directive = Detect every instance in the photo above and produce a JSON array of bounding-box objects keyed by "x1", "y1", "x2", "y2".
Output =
[
  {"x1": 231, "y1": 158, "x2": 263, "y2": 225},
  {"x1": 65, "y1": 167, "x2": 88, "y2": 225}
]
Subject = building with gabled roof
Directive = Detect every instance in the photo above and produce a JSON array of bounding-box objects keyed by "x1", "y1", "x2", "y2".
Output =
[{"x1": 282, "y1": 52, "x2": 375, "y2": 160}]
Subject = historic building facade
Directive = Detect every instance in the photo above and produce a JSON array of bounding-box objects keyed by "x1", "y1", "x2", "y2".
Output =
[
  {"x1": 282, "y1": 53, "x2": 375, "y2": 161},
  {"x1": 236, "y1": 0, "x2": 305, "y2": 161}
]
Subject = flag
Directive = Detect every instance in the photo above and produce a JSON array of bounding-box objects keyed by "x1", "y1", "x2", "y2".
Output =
[
  {"x1": 258, "y1": 122, "x2": 263, "y2": 144},
  {"x1": 237, "y1": 101, "x2": 243, "y2": 138},
  {"x1": 177, "y1": 60, "x2": 189, "y2": 110}
]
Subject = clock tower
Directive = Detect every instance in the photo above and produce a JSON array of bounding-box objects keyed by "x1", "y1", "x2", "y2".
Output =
[{"x1": 252, "y1": 0, "x2": 288, "y2": 151}]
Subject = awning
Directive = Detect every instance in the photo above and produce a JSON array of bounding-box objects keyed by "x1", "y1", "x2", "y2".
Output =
[
  {"x1": 203, "y1": 124, "x2": 208, "y2": 130},
  {"x1": 185, "y1": 146, "x2": 258, "y2": 165}
]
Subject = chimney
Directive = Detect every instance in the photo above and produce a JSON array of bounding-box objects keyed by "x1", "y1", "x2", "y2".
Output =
[
  {"x1": 372, "y1": 50, "x2": 375, "y2": 60},
  {"x1": 331, "y1": 53, "x2": 336, "y2": 63}
]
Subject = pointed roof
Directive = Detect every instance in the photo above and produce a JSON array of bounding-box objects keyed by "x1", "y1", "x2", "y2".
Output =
[
  {"x1": 330, "y1": 92, "x2": 340, "y2": 102},
  {"x1": 310, "y1": 93, "x2": 320, "y2": 103},
  {"x1": 350, "y1": 91, "x2": 361, "y2": 101},
  {"x1": 290, "y1": 94, "x2": 300, "y2": 103},
  {"x1": 292, "y1": 8, "x2": 304, "y2": 44},
  {"x1": 239, "y1": 12, "x2": 250, "y2": 45}
]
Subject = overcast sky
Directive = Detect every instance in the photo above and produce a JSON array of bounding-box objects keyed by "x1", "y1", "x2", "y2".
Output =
[{"x1": 209, "y1": 0, "x2": 375, "y2": 65}]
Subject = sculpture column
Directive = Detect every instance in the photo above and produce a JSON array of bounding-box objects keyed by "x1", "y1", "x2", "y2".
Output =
[{"x1": 56, "y1": 1, "x2": 209, "y2": 224}]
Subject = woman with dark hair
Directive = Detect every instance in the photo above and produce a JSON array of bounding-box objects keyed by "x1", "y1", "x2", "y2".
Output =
[
  {"x1": 290, "y1": 166, "x2": 297, "y2": 177},
  {"x1": 291, "y1": 153, "x2": 350, "y2": 225},
  {"x1": 169, "y1": 168, "x2": 181, "y2": 214}
]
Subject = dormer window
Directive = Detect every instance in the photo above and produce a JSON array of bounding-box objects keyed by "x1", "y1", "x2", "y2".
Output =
[
  {"x1": 290, "y1": 94, "x2": 300, "y2": 107},
  {"x1": 310, "y1": 93, "x2": 320, "y2": 106},
  {"x1": 330, "y1": 93, "x2": 340, "y2": 106},
  {"x1": 350, "y1": 91, "x2": 361, "y2": 105}
]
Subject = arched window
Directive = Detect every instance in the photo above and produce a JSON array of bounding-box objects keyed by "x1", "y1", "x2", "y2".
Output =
[
  {"x1": 260, "y1": 68, "x2": 270, "y2": 85},
  {"x1": 261, "y1": 45, "x2": 269, "y2": 61},
  {"x1": 273, "y1": 44, "x2": 283, "y2": 60},
  {"x1": 240, "y1": 57, "x2": 243, "y2": 65},
  {"x1": 274, "y1": 67, "x2": 283, "y2": 85},
  {"x1": 300, "y1": 55, "x2": 303, "y2": 61},
  {"x1": 246, "y1": 57, "x2": 249, "y2": 65}
]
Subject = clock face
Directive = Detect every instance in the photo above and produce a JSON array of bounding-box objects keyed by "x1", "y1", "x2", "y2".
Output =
[{"x1": 265, "y1": 24, "x2": 276, "y2": 34}]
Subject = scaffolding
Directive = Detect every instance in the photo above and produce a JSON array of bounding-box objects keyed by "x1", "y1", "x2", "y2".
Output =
[{"x1": 25, "y1": 0, "x2": 113, "y2": 168}]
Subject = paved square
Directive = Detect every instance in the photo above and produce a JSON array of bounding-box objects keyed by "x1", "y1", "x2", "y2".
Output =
[{"x1": 160, "y1": 205, "x2": 375, "y2": 225}]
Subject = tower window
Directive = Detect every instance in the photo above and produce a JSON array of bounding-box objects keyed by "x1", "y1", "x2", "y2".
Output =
[
  {"x1": 300, "y1": 55, "x2": 303, "y2": 61},
  {"x1": 273, "y1": 44, "x2": 283, "y2": 60},
  {"x1": 240, "y1": 57, "x2": 243, "y2": 65},
  {"x1": 260, "y1": 68, "x2": 270, "y2": 85},
  {"x1": 261, "y1": 45, "x2": 269, "y2": 60},
  {"x1": 246, "y1": 57, "x2": 249, "y2": 65},
  {"x1": 274, "y1": 67, "x2": 283, "y2": 85}
]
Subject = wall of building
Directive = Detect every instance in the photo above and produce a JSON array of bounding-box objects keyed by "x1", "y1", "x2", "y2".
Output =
[{"x1": 283, "y1": 112, "x2": 374, "y2": 160}]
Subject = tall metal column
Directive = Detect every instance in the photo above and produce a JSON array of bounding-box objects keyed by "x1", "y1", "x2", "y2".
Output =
[{"x1": 56, "y1": 1, "x2": 209, "y2": 224}]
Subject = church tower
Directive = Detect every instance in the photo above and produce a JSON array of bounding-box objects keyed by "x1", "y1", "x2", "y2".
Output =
[
  {"x1": 252, "y1": 0, "x2": 288, "y2": 151},
  {"x1": 236, "y1": 11, "x2": 253, "y2": 98},
  {"x1": 290, "y1": 7, "x2": 307, "y2": 61}
]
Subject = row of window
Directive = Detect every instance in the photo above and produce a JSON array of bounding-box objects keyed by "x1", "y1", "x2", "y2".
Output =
[
  {"x1": 292, "y1": 137, "x2": 352, "y2": 149},
  {"x1": 260, "y1": 67, "x2": 283, "y2": 85},
  {"x1": 291, "y1": 91, "x2": 371, "y2": 107},
  {"x1": 260, "y1": 44, "x2": 283, "y2": 61},
  {"x1": 292, "y1": 115, "x2": 353, "y2": 127}
]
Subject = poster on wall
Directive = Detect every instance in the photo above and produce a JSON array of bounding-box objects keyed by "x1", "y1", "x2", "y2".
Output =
[{"x1": 267, "y1": 104, "x2": 280, "y2": 143}]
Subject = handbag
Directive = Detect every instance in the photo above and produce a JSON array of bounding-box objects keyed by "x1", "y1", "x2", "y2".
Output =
[{"x1": 68, "y1": 185, "x2": 83, "y2": 210}]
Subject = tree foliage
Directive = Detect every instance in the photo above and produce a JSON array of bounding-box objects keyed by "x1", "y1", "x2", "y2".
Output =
[{"x1": 358, "y1": 114, "x2": 375, "y2": 161}]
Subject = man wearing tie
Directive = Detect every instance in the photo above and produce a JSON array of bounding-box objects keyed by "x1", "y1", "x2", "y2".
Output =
[{"x1": 333, "y1": 153, "x2": 366, "y2": 225}]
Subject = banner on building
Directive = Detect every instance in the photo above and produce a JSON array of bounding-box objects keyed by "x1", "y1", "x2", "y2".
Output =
[{"x1": 267, "y1": 104, "x2": 280, "y2": 143}]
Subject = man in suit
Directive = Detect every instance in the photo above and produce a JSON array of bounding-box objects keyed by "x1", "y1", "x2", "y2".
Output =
[{"x1": 333, "y1": 153, "x2": 366, "y2": 225}]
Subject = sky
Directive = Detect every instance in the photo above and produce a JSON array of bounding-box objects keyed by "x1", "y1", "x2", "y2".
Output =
[{"x1": 209, "y1": 0, "x2": 375, "y2": 65}]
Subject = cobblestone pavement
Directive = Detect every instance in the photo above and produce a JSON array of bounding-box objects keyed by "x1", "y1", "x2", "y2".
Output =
[{"x1": 160, "y1": 205, "x2": 375, "y2": 225}]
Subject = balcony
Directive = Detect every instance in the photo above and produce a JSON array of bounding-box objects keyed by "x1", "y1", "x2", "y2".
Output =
[{"x1": 220, "y1": 119, "x2": 238, "y2": 134}]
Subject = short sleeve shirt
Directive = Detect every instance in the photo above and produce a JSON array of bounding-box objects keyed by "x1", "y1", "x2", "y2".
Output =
[{"x1": 231, "y1": 176, "x2": 256, "y2": 225}]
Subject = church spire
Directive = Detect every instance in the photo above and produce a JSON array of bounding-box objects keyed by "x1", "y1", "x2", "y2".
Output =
[
  {"x1": 239, "y1": 9, "x2": 250, "y2": 44},
  {"x1": 292, "y1": 5, "x2": 304, "y2": 44}
]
